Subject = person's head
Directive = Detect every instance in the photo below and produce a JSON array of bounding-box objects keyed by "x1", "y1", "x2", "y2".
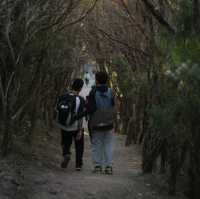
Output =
[
  {"x1": 71, "y1": 78, "x2": 84, "y2": 93},
  {"x1": 95, "y1": 71, "x2": 109, "y2": 85}
]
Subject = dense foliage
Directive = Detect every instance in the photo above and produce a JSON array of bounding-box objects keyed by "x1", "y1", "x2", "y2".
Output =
[
  {"x1": 0, "y1": 0, "x2": 199, "y2": 198},
  {"x1": 0, "y1": 0, "x2": 96, "y2": 155},
  {"x1": 83, "y1": 0, "x2": 200, "y2": 198},
  {"x1": 145, "y1": 1, "x2": 200, "y2": 197}
]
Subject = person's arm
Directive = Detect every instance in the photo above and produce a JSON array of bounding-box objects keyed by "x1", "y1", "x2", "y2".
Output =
[
  {"x1": 73, "y1": 97, "x2": 87, "y2": 120},
  {"x1": 112, "y1": 91, "x2": 119, "y2": 133},
  {"x1": 76, "y1": 97, "x2": 85, "y2": 140},
  {"x1": 86, "y1": 87, "x2": 96, "y2": 115}
]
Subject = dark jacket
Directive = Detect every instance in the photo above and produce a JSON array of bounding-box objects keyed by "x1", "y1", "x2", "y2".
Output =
[
  {"x1": 86, "y1": 85, "x2": 115, "y2": 115},
  {"x1": 74, "y1": 85, "x2": 115, "y2": 121},
  {"x1": 86, "y1": 85, "x2": 115, "y2": 133}
]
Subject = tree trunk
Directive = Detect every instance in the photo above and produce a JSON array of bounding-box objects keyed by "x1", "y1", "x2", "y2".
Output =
[
  {"x1": 1, "y1": 118, "x2": 12, "y2": 156},
  {"x1": 193, "y1": 0, "x2": 200, "y2": 33},
  {"x1": 1, "y1": 100, "x2": 12, "y2": 156}
]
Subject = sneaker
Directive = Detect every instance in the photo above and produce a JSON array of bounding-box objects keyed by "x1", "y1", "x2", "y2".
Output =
[
  {"x1": 104, "y1": 166, "x2": 113, "y2": 175},
  {"x1": 61, "y1": 155, "x2": 70, "y2": 168},
  {"x1": 92, "y1": 165, "x2": 102, "y2": 174}
]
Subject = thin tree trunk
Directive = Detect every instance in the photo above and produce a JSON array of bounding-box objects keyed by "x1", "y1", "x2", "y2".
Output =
[
  {"x1": 193, "y1": 0, "x2": 200, "y2": 32},
  {"x1": 1, "y1": 116, "x2": 12, "y2": 156}
]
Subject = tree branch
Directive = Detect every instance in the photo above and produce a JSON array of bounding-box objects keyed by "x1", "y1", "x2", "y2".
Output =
[
  {"x1": 5, "y1": 72, "x2": 15, "y2": 100},
  {"x1": 141, "y1": 0, "x2": 176, "y2": 34},
  {"x1": 58, "y1": 0, "x2": 99, "y2": 31},
  {"x1": 0, "y1": 74, "x2": 5, "y2": 102},
  {"x1": 97, "y1": 27, "x2": 150, "y2": 57},
  {"x1": 120, "y1": 0, "x2": 149, "y2": 40},
  {"x1": 11, "y1": 97, "x2": 33, "y2": 121}
]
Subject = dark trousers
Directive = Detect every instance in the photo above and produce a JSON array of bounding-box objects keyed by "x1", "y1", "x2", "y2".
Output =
[{"x1": 61, "y1": 130, "x2": 84, "y2": 168}]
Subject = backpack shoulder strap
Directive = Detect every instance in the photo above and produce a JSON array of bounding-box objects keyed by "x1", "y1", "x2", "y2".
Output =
[{"x1": 76, "y1": 96, "x2": 85, "y2": 111}]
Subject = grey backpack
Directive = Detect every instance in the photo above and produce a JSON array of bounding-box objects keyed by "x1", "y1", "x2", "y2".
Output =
[{"x1": 90, "y1": 88, "x2": 115, "y2": 131}]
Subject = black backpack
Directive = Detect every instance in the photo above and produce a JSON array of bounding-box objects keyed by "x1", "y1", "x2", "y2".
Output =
[{"x1": 56, "y1": 92, "x2": 76, "y2": 129}]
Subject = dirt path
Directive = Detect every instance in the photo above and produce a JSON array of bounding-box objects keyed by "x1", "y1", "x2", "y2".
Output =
[
  {"x1": 10, "y1": 132, "x2": 184, "y2": 199},
  {"x1": 0, "y1": 133, "x2": 186, "y2": 199}
]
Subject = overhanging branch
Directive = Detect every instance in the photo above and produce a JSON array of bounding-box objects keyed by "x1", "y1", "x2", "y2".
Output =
[
  {"x1": 141, "y1": 0, "x2": 176, "y2": 34},
  {"x1": 97, "y1": 27, "x2": 150, "y2": 57},
  {"x1": 58, "y1": 0, "x2": 99, "y2": 31}
]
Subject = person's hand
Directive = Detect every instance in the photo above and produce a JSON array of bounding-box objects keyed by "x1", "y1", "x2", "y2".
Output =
[
  {"x1": 113, "y1": 127, "x2": 118, "y2": 134},
  {"x1": 76, "y1": 129, "x2": 83, "y2": 140}
]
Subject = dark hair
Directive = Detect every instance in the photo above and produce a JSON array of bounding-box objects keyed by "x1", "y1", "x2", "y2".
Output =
[
  {"x1": 95, "y1": 71, "x2": 109, "y2": 84},
  {"x1": 71, "y1": 78, "x2": 84, "y2": 92}
]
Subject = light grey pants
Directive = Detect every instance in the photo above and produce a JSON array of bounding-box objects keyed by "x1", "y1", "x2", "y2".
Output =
[{"x1": 91, "y1": 130, "x2": 114, "y2": 166}]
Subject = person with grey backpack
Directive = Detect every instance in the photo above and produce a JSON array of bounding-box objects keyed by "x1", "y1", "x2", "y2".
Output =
[{"x1": 86, "y1": 72, "x2": 117, "y2": 174}]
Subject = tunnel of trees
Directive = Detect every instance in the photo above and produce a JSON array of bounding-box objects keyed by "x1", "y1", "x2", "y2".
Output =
[{"x1": 0, "y1": 0, "x2": 200, "y2": 199}]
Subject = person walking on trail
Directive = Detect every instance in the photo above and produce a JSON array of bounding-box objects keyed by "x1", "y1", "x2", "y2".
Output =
[
  {"x1": 86, "y1": 72, "x2": 117, "y2": 175},
  {"x1": 56, "y1": 79, "x2": 85, "y2": 171}
]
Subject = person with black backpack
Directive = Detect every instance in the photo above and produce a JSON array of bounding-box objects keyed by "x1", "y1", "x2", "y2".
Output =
[
  {"x1": 56, "y1": 79, "x2": 85, "y2": 171},
  {"x1": 86, "y1": 72, "x2": 117, "y2": 175}
]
